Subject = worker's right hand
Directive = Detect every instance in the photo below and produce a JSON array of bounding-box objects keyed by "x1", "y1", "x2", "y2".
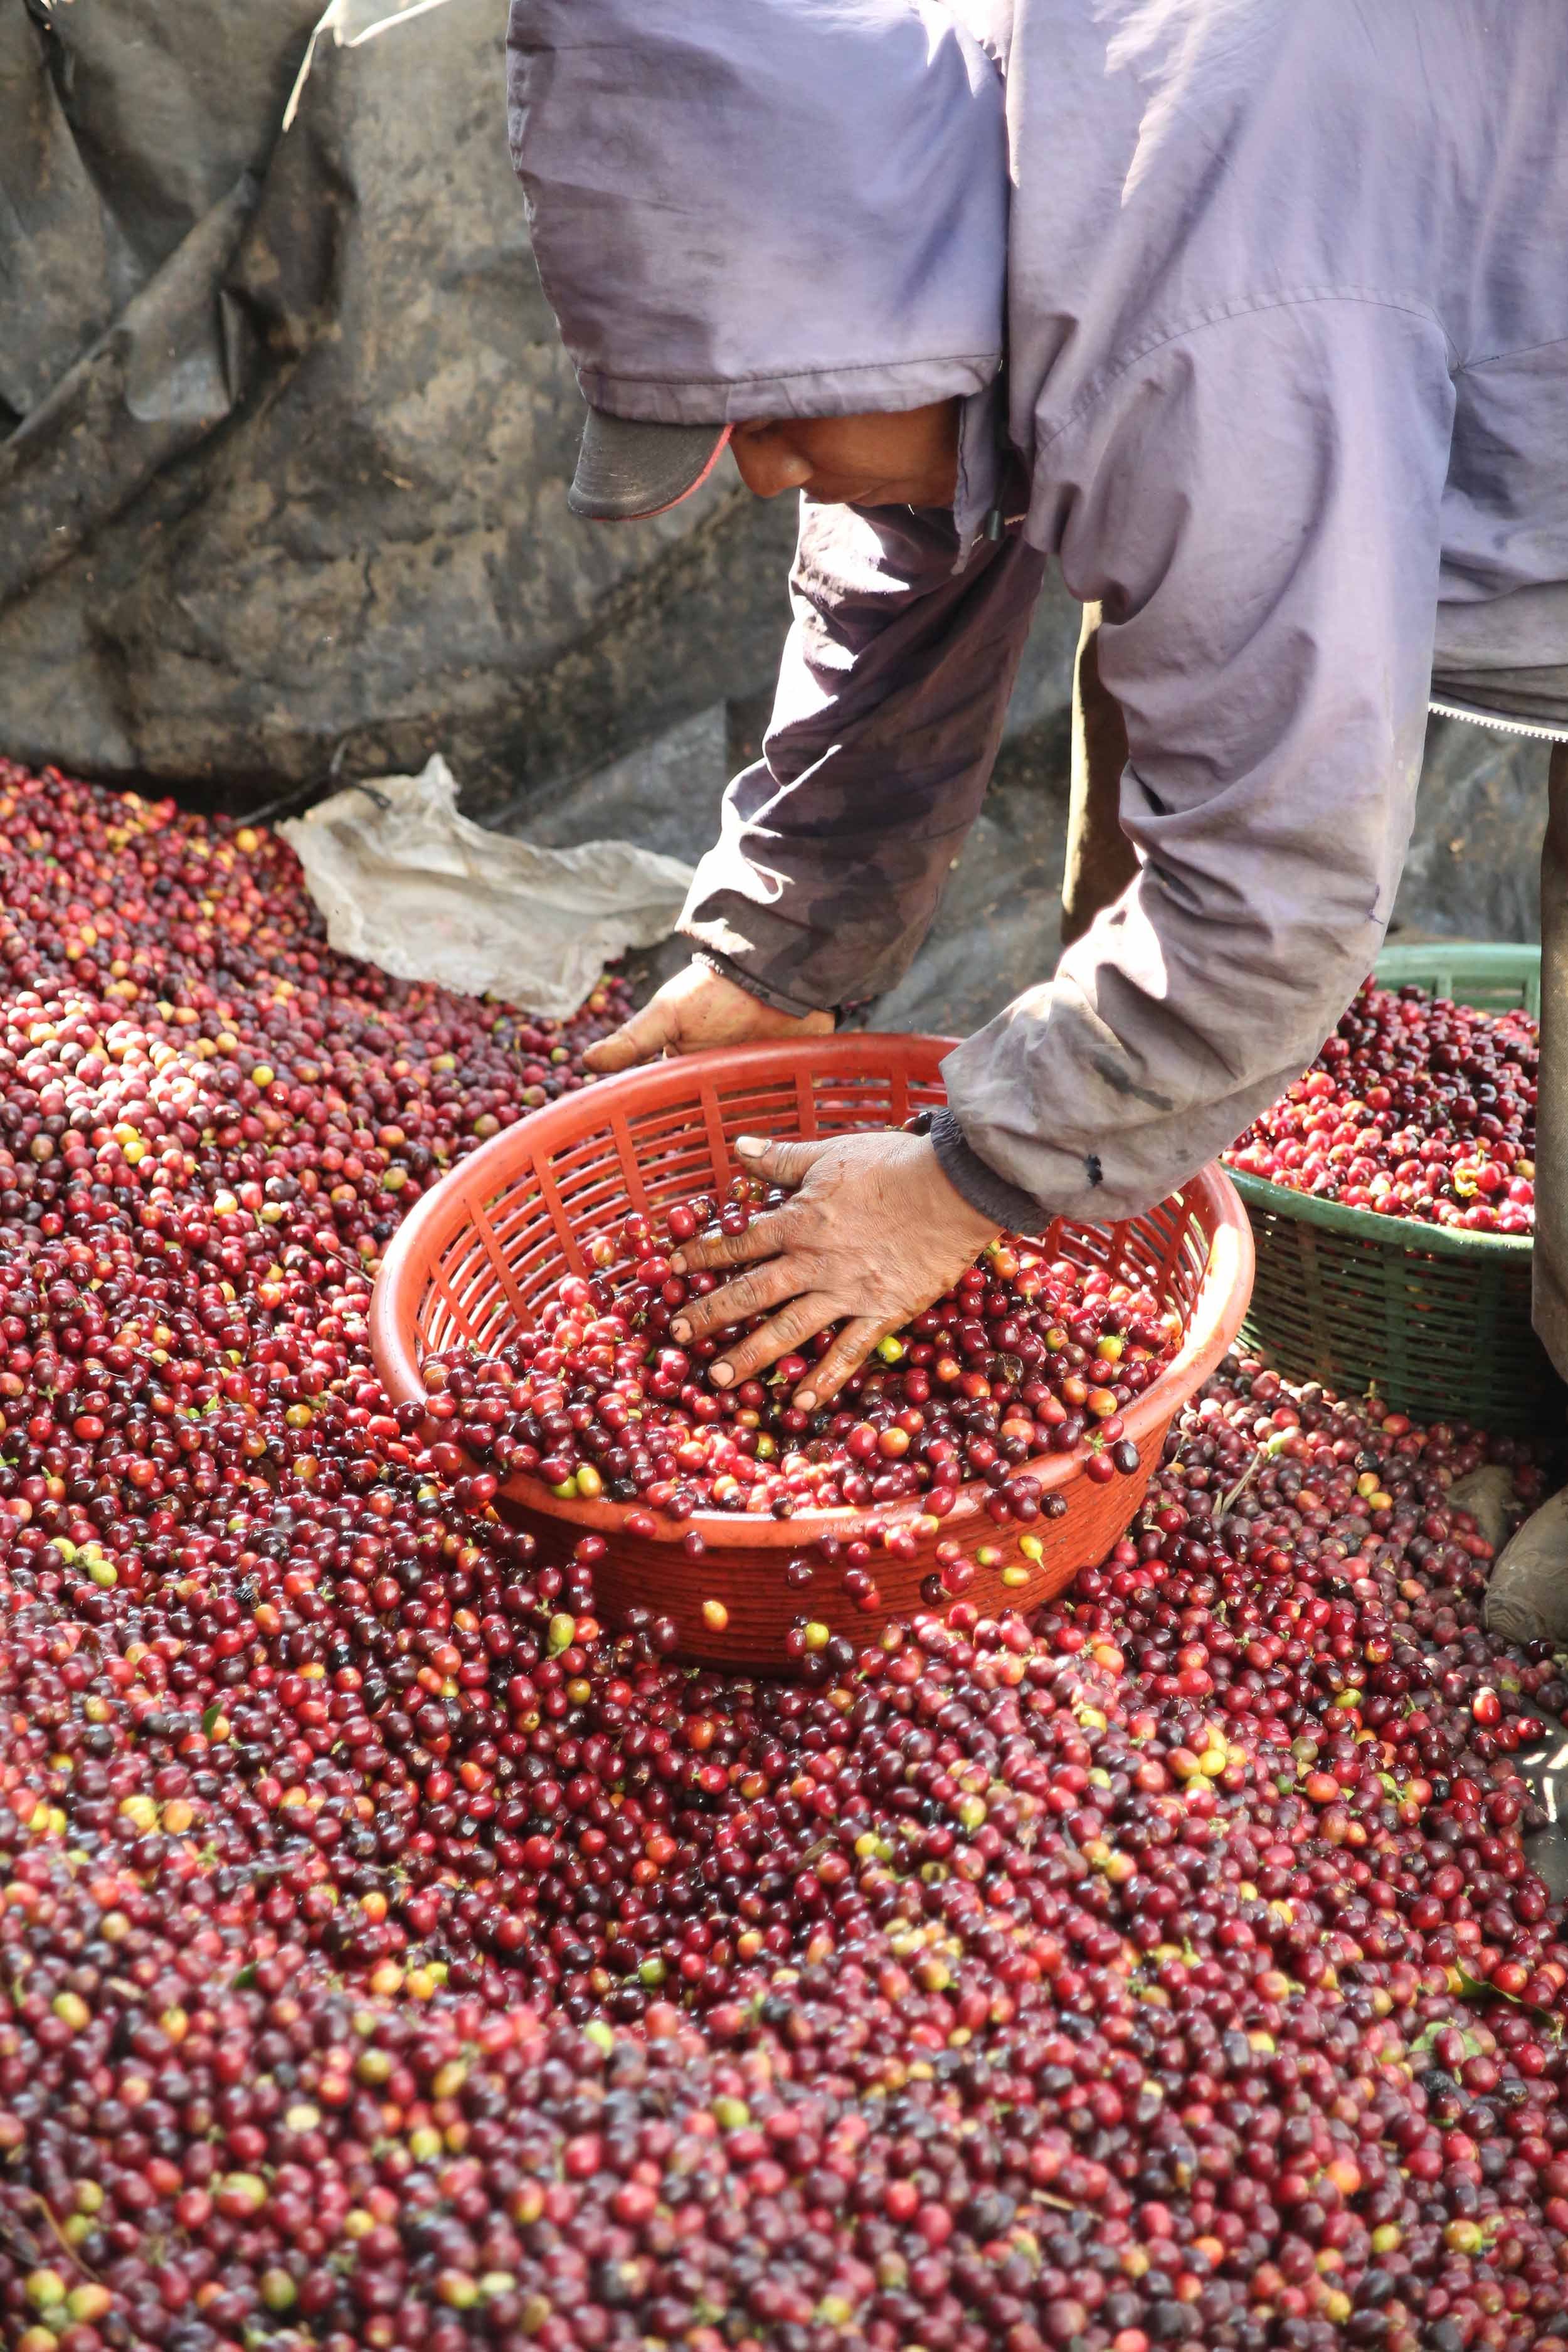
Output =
[{"x1": 583, "y1": 955, "x2": 832, "y2": 1073}]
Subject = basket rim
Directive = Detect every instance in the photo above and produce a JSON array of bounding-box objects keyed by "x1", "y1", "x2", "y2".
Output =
[
  {"x1": 1224, "y1": 939, "x2": 1538, "y2": 1259},
  {"x1": 369, "y1": 1035, "x2": 1256, "y2": 1549},
  {"x1": 1374, "y1": 940, "x2": 1540, "y2": 982}
]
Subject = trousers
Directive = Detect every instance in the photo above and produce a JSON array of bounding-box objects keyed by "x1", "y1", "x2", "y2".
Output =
[{"x1": 1064, "y1": 603, "x2": 1568, "y2": 1381}]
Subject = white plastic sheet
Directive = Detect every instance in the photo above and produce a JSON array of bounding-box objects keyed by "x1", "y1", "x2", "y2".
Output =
[{"x1": 280, "y1": 755, "x2": 694, "y2": 1018}]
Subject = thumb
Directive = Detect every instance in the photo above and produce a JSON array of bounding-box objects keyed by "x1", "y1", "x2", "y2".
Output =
[
  {"x1": 584, "y1": 998, "x2": 675, "y2": 1073},
  {"x1": 733, "y1": 1133, "x2": 830, "y2": 1190}
]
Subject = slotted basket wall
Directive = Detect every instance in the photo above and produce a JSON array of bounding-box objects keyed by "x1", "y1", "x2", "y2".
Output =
[
  {"x1": 371, "y1": 1036, "x2": 1254, "y2": 1665},
  {"x1": 1227, "y1": 943, "x2": 1559, "y2": 1436}
]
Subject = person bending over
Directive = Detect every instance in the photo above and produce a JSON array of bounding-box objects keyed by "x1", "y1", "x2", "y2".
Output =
[{"x1": 506, "y1": 0, "x2": 1568, "y2": 1634}]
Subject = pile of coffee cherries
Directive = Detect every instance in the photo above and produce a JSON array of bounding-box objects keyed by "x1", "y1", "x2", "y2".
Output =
[
  {"x1": 1225, "y1": 980, "x2": 1537, "y2": 1232},
  {"x1": 431, "y1": 1190, "x2": 1182, "y2": 1530},
  {"x1": 0, "y1": 756, "x2": 1565, "y2": 2352}
]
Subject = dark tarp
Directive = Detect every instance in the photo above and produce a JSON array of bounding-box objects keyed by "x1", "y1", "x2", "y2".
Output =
[{"x1": 0, "y1": 0, "x2": 798, "y2": 819}]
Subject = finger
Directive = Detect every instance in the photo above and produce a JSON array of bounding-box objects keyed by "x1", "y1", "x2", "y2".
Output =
[
  {"x1": 711, "y1": 1293, "x2": 843, "y2": 1388},
  {"x1": 792, "y1": 1316, "x2": 896, "y2": 1414},
  {"x1": 733, "y1": 1133, "x2": 832, "y2": 1190},
  {"x1": 669, "y1": 1255, "x2": 805, "y2": 1345},
  {"x1": 583, "y1": 1000, "x2": 674, "y2": 1073},
  {"x1": 671, "y1": 1204, "x2": 800, "y2": 1276}
]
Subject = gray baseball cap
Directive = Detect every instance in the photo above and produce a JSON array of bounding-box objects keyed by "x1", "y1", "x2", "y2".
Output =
[
  {"x1": 568, "y1": 411, "x2": 733, "y2": 522},
  {"x1": 508, "y1": 0, "x2": 1007, "y2": 523}
]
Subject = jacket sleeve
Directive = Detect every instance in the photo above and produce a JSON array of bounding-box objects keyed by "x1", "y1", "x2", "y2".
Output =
[
  {"x1": 679, "y1": 493, "x2": 1046, "y2": 1014},
  {"x1": 933, "y1": 296, "x2": 1456, "y2": 1229}
]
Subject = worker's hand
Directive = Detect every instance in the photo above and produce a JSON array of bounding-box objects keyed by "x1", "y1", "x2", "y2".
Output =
[
  {"x1": 584, "y1": 956, "x2": 832, "y2": 1073},
  {"x1": 667, "y1": 1130, "x2": 999, "y2": 1409}
]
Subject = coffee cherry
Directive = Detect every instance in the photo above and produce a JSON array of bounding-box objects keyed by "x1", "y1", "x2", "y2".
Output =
[
  {"x1": 437, "y1": 1208, "x2": 1182, "y2": 1540},
  {"x1": 1227, "y1": 978, "x2": 1537, "y2": 1233},
  {"x1": 0, "y1": 758, "x2": 1559, "y2": 2352}
]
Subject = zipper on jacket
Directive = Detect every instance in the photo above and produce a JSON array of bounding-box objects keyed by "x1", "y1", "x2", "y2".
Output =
[{"x1": 1428, "y1": 697, "x2": 1568, "y2": 748}]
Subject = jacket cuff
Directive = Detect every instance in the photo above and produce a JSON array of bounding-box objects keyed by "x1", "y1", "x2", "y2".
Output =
[
  {"x1": 929, "y1": 1106, "x2": 1046, "y2": 1234},
  {"x1": 688, "y1": 946, "x2": 833, "y2": 1022}
]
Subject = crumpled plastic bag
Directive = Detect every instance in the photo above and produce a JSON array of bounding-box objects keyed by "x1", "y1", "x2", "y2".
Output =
[
  {"x1": 285, "y1": 0, "x2": 465, "y2": 132},
  {"x1": 280, "y1": 754, "x2": 694, "y2": 1018}
]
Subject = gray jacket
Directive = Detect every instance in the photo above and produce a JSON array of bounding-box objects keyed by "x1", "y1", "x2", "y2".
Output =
[{"x1": 509, "y1": 0, "x2": 1568, "y2": 1232}]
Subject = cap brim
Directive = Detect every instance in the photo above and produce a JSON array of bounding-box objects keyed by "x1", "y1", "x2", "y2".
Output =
[{"x1": 567, "y1": 410, "x2": 733, "y2": 522}]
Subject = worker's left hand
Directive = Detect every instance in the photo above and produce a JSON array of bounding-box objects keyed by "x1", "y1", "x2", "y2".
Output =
[{"x1": 667, "y1": 1130, "x2": 999, "y2": 1410}]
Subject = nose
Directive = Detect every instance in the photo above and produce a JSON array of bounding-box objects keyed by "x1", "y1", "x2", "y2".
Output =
[{"x1": 729, "y1": 426, "x2": 813, "y2": 499}]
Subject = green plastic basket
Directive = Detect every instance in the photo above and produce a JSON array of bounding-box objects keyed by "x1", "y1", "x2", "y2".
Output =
[{"x1": 1227, "y1": 942, "x2": 1561, "y2": 1436}]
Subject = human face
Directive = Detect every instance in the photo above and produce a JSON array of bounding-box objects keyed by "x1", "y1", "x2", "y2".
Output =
[{"x1": 728, "y1": 399, "x2": 961, "y2": 507}]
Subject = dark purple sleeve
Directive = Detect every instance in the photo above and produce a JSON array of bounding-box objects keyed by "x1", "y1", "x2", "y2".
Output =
[{"x1": 680, "y1": 495, "x2": 1046, "y2": 1014}]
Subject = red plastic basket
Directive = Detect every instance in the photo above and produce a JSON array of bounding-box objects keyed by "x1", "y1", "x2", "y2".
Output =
[{"x1": 370, "y1": 1036, "x2": 1254, "y2": 1665}]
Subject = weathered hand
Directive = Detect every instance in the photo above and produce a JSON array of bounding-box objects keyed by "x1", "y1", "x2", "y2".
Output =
[
  {"x1": 667, "y1": 1130, "x2": 1000, "y2": 1409},
  {"x1": 583, "y1": 957, "x2": 832, "y2": 1074}
]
